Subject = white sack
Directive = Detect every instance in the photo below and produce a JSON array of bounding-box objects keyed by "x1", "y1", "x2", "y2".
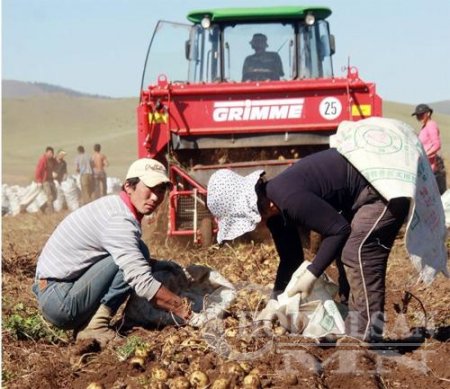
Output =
[
  {"x1": 441, "y1": 189, "x2": 450, "y2": 228},
  {"x1": 331, "y1": 117, "x2": 448, "y2": 284},
  {"x1": 5, "y1": 185, "x2": 23, "y2": 216},
  {"x1": 26, "y1": 189, "x2": 47, "y2": 213},
  {"x1": 277, "y1": 261, "x2": 345, "y2": 337},
  {"x1": 19, "y1": 181, "x2": 43, "y2": 208},
  {"x1": 107, "y1": 177, "x2": 122, "y2": 195},
  {"x1": 2, "y1": 184, "x2": 11, "y2": 215},
  {"x1": 61, "y1": 177, "x2": 80, "y2": 211},
  {"x1": 53, "y1": 181, "x2": 66, "y2": 212}
]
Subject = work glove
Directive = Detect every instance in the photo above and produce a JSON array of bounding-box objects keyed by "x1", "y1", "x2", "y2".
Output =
[
  {"x1": 188, "y1": 312, "x2": 207, "y2": 328},
  {"x1": 287, "y1": 265, "x2": 318, "y2": 298},
  {"x1": 254, "y1": 299, "x2": 280, "y2": 324}
]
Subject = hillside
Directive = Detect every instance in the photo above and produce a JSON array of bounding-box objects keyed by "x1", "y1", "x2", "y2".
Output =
[
  {"x1": 2, "y1": 80, "x2": 450, "y2": 186},
  {"x1": 431, "y1": 100, "x2": 450, "y2": 116},
  {"x1": 2, "y1": 80, "x2": 109, "y2": 99}
]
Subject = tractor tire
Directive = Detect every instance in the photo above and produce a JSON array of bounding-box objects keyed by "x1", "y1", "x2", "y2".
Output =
[{"x1": 199, "y1": 217, "x2": 213, "y2": 247}]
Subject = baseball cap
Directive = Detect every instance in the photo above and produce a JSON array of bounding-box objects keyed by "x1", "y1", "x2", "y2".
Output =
[
  {"x1": 207, "y1": 169, "x2": 264, "y2": 244},
  {"x1": 411, "y1": 104, "x2": 433, "y2": 116},
  {"x1": 126, "y1": 158, "x2": 171, "y2": 188}
]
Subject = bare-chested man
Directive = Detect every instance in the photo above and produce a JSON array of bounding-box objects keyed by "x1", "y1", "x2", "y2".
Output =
[{"x1": 91, "y1": 143, "x2": 109, "y2": 198}]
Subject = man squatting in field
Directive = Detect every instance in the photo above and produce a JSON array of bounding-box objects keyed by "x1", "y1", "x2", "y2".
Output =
[
  {"x1": 33, "y1": 159, "x2": 194, "y2": 346},
  {"x1": 208, "y1": 145, "x2": 410, "y2": 343}
]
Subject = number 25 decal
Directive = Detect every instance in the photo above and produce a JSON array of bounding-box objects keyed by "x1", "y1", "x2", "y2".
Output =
[{"x1": 319, "y1": 97, "x2": 342, "y2": 120}]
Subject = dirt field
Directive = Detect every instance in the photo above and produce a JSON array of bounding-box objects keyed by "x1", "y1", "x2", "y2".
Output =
[{"x1": 2, "y1": 211, "x2": 450, "y2": 388}]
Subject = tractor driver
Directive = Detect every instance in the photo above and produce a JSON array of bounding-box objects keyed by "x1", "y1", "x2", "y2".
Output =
[{"x1": 242, "y1": 33, "x2": 285, "y2": 81}]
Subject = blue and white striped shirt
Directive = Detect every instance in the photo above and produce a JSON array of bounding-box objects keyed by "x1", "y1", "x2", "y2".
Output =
[{"x1": 36, "y1": 195, "x2": 161, "y2": 301}]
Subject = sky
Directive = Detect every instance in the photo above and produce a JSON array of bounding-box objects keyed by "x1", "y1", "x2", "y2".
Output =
[{"x1": 2, "y1": 0, "x2": 450, "y2": 104}]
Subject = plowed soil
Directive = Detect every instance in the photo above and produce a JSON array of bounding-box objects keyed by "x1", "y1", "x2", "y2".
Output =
[{"x1": 2, "y1": 211, "x2": 450, "y2": 388}]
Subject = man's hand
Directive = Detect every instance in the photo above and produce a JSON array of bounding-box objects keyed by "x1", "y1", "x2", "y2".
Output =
[
  {"x1": 254, "y1": 299, "x2": 280, "y2": 323},
  {"x1": 152, "y1": 285, "x2": 192, "y2": 322},
  {"x1": 287, "y1": 267, "x2": 318, "y2": 298}
]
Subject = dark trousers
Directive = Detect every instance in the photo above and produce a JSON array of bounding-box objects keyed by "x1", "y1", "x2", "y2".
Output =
[{"x1": 341, "y1": 192, "x2": 409, "y2": 341}]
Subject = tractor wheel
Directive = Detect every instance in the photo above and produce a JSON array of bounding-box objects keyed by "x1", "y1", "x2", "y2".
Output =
[{"x1": 199, "y1": 217, "x2": 213, "y2": 247}]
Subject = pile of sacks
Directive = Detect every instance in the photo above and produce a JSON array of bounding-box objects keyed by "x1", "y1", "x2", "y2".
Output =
[{"x1": 2, "y1": 176, "x2": 123, "y2": 216}]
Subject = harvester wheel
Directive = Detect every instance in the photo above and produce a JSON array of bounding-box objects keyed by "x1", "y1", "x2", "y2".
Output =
[{"x1": 199, "y1": 217, "x2": 213, "y2": 247}]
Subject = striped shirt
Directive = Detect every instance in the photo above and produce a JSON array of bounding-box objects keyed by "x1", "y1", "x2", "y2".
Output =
[{"x1": 36, "y1": 194, "x2": 161, "y2": 301}]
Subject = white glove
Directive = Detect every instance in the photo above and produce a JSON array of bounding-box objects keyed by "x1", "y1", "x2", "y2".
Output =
[
  {"x1": 254, "y1": 299, "x2": 280, "y2": 323},
  {"x1": 188, "y1": 312, "x2": 207, "y2": 328},
  {"x1": 287, "y1": 267, "x2": 318, "y2": 298}
]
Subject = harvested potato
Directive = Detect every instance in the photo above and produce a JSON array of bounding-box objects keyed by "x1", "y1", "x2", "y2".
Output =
[
  {"x1": 169, "y1": 376, "x2": 191, "y2": 389},
  {"x1": 222, "y1": 361, "x2": 244, "y2": 377},
  {"x1": 151, "y1": 365, "x2": 170, "y2": 381},
  {"x1": 135, "y1": 345, "x2": 151, "y2": 359},
  {"x1": 189, "y1": 370, "x2": 209, "y2": 388},
  {"x1": 86, "y1": 383, "x2": 105, "y2": 389},
  {"x1": 273, "y1": 326, "x2": 287, "y2": 336},
  {"x1": 211, "y1": 377, "x2": 230, "y2": 389},
  {"x1": 243, "y1": 374, "x2": 261, "y2": 388},
  {"x1": 239, "y1": 361, "x2": 252, "y2": 374},
  {"x1": 129, "y1": 356, "x2": 145, "y2": 370}
]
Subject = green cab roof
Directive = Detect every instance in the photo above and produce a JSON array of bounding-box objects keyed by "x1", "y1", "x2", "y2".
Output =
[{"x1": 187, "y1": 6, "x2": 332, "y2": 24}]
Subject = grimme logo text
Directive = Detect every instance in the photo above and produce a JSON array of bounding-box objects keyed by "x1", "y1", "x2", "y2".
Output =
[{"x1": 213, "y1": 98, "x2": 304, "y2": 122}]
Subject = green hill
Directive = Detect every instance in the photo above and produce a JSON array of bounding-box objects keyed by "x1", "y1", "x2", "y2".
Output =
[{"x1": 2, "y1": 82, "x2": 450, "y2": 186}]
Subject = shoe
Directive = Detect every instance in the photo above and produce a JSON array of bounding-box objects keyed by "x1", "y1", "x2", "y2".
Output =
[{"x1": 76, "y1": 304, "x2": 116, "y2": 347}]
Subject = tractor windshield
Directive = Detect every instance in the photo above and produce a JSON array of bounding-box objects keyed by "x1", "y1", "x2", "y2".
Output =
[{"x1": 190, "y1": 19, "x2": 334, "y2": 82}]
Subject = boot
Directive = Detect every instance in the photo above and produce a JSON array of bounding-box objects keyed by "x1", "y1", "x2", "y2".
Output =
[{"x1": 76, "y1": 304, "x2": 116, "y2": 347}]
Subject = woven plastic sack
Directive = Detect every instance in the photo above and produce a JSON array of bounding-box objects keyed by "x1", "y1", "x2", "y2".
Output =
[
  {"x1": 61, "y1": 177, "x2": 80, "y2": 211},
  {"x1": 276, "y1": 261, "x2": 345, "y2": 337}
]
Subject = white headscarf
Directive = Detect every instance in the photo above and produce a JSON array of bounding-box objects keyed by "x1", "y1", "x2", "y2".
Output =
[{"x1": 207, "y1": 169, "x2": 264, "y2": 244}]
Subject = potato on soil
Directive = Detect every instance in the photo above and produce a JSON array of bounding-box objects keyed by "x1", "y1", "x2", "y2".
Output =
[
  {"x1": 211, "y1": 377, "x2": 231, "y2": 389},
  {"x1": 221, "y1": 361, "x2": 244, "y2": 377},
  {"x1": 151, "y1": 365, "x2": 170, "y2": 381},
  {"x1": 129, "y1": 356, "x2": 146, "y2": 370},
  {"x1": 243, "y1": 374, "x2": 261, "y2": 388},
  {"x1": 239, "y1": 361, "x2": 253, "y2": 373},
  {"x1": 169, "y1": 376, "x2": 191, "y2": 389},
  {"x1": 86, "y1": 383, "x2": 105, "y2": 389},
  {"x1": 189, "y1": 370, "x2": 209, "y2": 388},
  {"x1": 134, "y1": 345, "x2": 151, "y2": 359}
]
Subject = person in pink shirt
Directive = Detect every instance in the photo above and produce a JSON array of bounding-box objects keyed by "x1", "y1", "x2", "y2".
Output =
[{"x1": 412, "y1": 104, "x2": 447, "y2": 194}]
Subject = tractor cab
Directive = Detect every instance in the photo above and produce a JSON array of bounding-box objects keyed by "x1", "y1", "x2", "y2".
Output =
[{"x1": 141, "y1": 6, "x2": 334, "y2": 89}]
